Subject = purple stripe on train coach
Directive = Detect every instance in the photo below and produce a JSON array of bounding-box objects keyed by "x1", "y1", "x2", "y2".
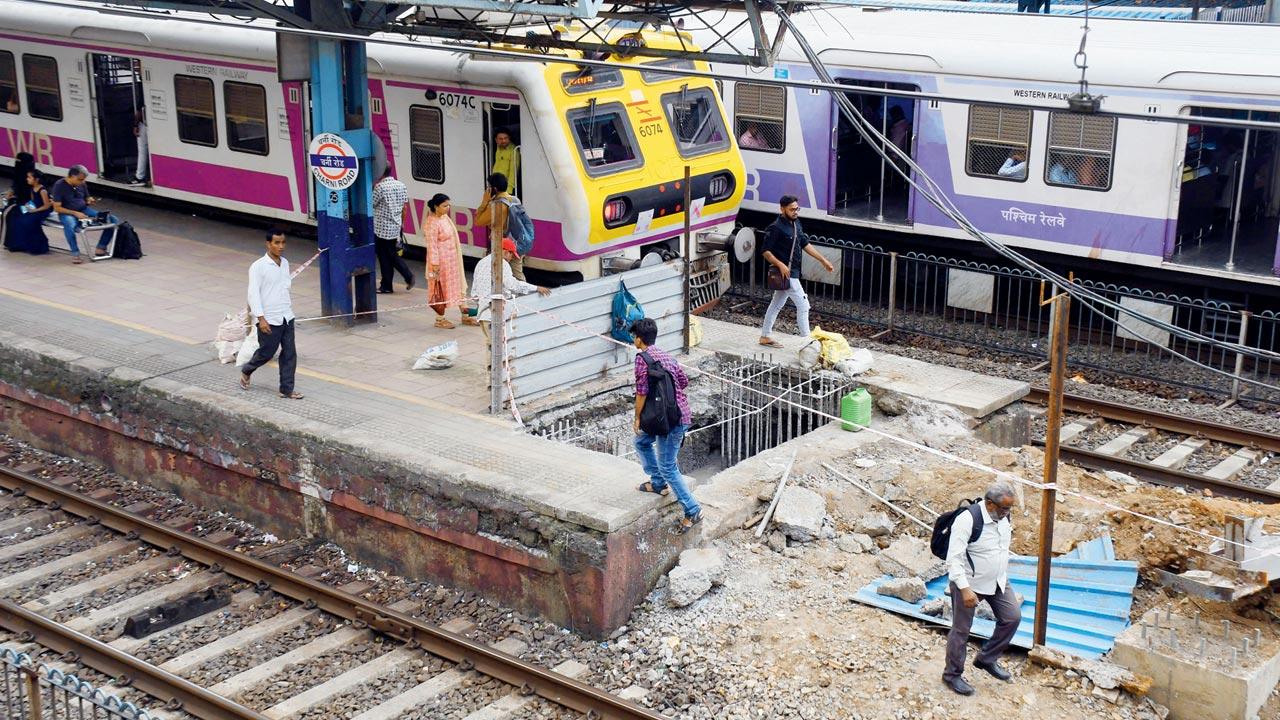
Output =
[
  {"x1": 0, "y1": 129, "x2": 98, "y2": 174},
  {"x1": 150, "y1": 155, "x2": 294, "y2": 211}
]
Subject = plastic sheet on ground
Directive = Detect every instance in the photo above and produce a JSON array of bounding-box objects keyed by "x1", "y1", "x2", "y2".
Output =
[{"x1": 852, "y1": 534, "x2": 1138, "y2": 659}]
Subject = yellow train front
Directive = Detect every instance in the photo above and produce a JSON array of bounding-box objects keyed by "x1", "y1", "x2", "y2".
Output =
[{"x1": 538, "y1": 30, "x2": 745, "y2": 276}]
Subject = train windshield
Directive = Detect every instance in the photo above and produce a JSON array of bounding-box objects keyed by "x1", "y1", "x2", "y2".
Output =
[
  {"x1": 568, "y1": 102, "x2": 643, "y2": 176},
  {"x1": 661, "y1": 87, "x2": 729, "y2": 158}
]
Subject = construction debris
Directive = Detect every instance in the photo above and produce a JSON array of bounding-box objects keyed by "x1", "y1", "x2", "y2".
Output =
[
  {"x1": 875, "y1": 536, "x2": 947, "y2": 581},
  {"x1": 771, "y1": 486, "x2": 826, "y2": 543},
  {"x1": 876, "y1": 577, "x2": 927, "y2": 603},
  {"x1": 1028, "y1": 645, "x2": 1153, "y2": 697},
  {"x1": 667, "y1": 548, "x2": 727, "y2": 607}
]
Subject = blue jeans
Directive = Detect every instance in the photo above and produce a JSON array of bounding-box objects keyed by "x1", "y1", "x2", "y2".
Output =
[
  {"x1": 59, "y1": 208, "x2": 117, "y2": 256},
  {"x1": 634, "y1": 423, "x2": 700, "y2": 518}
]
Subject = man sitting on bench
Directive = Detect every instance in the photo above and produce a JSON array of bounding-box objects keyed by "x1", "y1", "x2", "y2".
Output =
[{"x1": 51, "y1": 165, "x2": 119, "y2": 264}]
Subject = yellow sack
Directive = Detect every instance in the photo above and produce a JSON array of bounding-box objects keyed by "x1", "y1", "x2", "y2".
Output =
[
  {"x1": 808, "y1": 326, "x2": 853, "y2": 368},
  {"x1": 689, "y1": 315, "x2": 704, "y2": 347}
]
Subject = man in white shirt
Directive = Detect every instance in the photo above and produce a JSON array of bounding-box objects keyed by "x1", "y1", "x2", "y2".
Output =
[
  {"x1": 943, "y1": 481, "x2": 1020, "y2": 696},
  {"x1": 997, "y1": 149, "x2": 1027, "y2": 180},
  {"x1": 471, "y1": 236, "x2": 550, "y2": 330},
  {"x1": 239, "y1": 230, "x2": 303, "y2": 399}
]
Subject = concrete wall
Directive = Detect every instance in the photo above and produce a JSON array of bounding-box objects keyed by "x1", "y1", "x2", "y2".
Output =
[{"x1": 507, "y1": 261, "x2": 685, "y2": 403}]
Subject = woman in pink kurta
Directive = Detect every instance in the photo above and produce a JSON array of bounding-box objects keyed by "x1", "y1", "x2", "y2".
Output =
[{"x1": 423, "y1": 193, "x2": 474, "y2": 328}]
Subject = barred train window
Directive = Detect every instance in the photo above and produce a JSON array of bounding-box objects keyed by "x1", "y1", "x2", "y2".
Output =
[
  {"x1": 22, "y1": 55, "x2": 60, "y2": 121},
  {"x1": 0, "y1": 52, "x2": 18, "y2": 114},
  {"x1": 966, "y1": 105, "x2": 1031, "y2": 181},
  {"x1": 409, "y1": 105, "x2": 444, "y2": 183},
  {"x1": 225, "y1": 82, "x2": 268, "y2": 155},
  {"x1": 1045, "y1": 113, "x2": 1116, "y2": 191},
  {"x1": 734, "y1": 82, "x2": 785, "y2": 153},
  {"x1": 175, "y1": 75, "x2": 217, "y2": 147},
  {"x1": 662, "y1": 87, "x2": 729, "y2": 159}
]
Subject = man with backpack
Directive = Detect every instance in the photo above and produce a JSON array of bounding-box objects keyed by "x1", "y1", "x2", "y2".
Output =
[
  {"x1": 630, "y1": 318, "x2": 702, "y2": 534},
  {"x1": 935, "y1": 481, "x2": 1020, "y2": 696},
  {"x1": 476, "y1": 172, "x2": 535, "y2": 281}
]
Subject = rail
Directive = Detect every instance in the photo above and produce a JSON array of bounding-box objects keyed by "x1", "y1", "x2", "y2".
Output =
[{"x1": 0, "y1": 466, "x2": 664, "y2": 720}]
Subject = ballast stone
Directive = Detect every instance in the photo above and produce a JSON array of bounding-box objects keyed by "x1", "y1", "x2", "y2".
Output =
[
  {"x1": 772, "y1": 486, "x2": 827, "y2": 543},
  {"x1": 877, "y1": 576, "x2": 928, "y2": 603},
  {"x1": 667, "y1": 548, "x2": 726, "y2": 607}
]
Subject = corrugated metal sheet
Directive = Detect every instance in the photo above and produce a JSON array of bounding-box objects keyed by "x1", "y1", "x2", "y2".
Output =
[
  {"x1": 505, "y1": 261, "x2": 685, "y2": 402},
  {"x1": 853, "y1": 537, "x2": 1137, "y2": 660},
  {"x1": 1063, "y1": 533, "x2": 1117, "y2": 562}
]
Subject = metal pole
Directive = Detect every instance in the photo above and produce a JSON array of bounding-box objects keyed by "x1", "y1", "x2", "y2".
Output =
[
  {"x1": 22, "y1": 667, "x2": 41, "y2": 720},
  {"x1": 1226, "y1": 130, "x2": 1251, "y2": 271},
  {"x1": 871, "y1": 251, "x2": 897, "y2": 340},
  {"x1": 683, "y1": 165, "x2": 692, "y2": 353},
  {"x1": 1231, "y1": 311, "x2": 1251, "y2": 403},
  {"x1": 489, "y1": 211, "x2": 506, "y2": 415},
  {"x1": 1034, "y1": 292, "x2": 1070, "y2": 647}
]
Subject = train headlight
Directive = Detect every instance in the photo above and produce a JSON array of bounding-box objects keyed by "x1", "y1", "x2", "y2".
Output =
[
  {"x1": 603, "y1": 197, "x2": 632, "y2": 228},
  {"x1": 708, "y1": 173, "x2": 734, "y2": 202}
]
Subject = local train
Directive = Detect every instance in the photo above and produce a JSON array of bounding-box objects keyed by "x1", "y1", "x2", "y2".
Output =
[
  {"x1": 0, "y1": 0, "x2": 744, "y2": 281},
  {"x1": 701, "y1": 9, "x2": 1280, "y2": 290}
]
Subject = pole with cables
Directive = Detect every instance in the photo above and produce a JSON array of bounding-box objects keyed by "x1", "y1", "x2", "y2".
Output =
[{"x1": 489, "y1": 204, "x2": 506, "y2": 415}]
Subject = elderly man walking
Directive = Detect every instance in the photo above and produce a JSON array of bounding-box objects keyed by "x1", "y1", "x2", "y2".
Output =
[{"x1": 943, "y1": 481, "x2": 1020, "y2": 696}]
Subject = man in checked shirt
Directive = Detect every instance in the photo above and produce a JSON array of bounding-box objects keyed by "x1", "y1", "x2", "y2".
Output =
[{"x1": 372, "y1": 168, "x2": 416, "y2": 294}]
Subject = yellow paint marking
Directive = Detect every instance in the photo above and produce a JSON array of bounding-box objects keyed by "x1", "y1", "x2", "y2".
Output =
[{"x1": 0, "y1": 287, "x2": 501, "y2": 424}]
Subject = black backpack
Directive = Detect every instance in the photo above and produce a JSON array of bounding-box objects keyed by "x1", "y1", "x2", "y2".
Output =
[
  {"x1": 638, "y1": 351, "x2": 683, "y2": 436},
  {"x1": 929, "y1": 498, "x2": 984, "y2": 563},
  {"x1": 111, "y1": 221, "x2": 143, "y2": 260}
]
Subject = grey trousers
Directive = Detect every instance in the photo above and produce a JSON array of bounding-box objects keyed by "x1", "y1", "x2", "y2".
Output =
[{"x1": 944, "y1": 582, "x2": 1022, "y2": 681}]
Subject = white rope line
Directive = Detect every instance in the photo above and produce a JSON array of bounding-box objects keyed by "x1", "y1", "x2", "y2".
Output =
[{"x1": 508, "y1": 296, "x2": 1280, "y2": 556}]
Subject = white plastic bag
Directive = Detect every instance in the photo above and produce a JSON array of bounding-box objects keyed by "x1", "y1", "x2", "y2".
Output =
[
  {"x1": 235, "y1": 327, "x2": 260, "y2": 367},
  {"x1": 413, "y1": 340, "x2": 459, "y2": 370},
  {"x1": 215, "y1": 309, "x2": 251, "y2": 364}
]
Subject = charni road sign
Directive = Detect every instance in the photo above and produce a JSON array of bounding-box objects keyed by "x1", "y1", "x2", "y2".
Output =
[{"x1": 308, "y1": 132, "x2": 359, "y2": 190}]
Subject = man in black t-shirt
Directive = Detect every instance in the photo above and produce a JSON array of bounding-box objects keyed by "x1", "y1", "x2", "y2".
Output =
[
  {"x1": 758, "y1": 194, "x2": 834, "y2": 348},
  {"x1": 51, "y1": 165, "x2": 119, "y2": 264}
]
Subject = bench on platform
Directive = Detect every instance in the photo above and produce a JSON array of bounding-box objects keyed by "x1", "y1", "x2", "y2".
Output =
[{"x1": 43, "y1": 214, "x2": 117, "y2": 260}]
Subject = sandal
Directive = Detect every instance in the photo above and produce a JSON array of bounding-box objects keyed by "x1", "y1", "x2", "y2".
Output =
[
  {"x1": 280, "y1": 391, "x2": 305, "y2": 400},
  {"x1": 637, "y1": 481, "x2": 670, "y2": 497},
  {"x1": 239, "y1": 373, "x2": 251, "y2": 390},
  {"x1": 679, "y1": 511, "x2": 704, "y2": 534},
  {"x1": 71, "y1": 256, "x2": 84, "y2": 265},
  {"x1": 758, "y1": 338, "x2": 784, "y2": 348},
  {"x1": 435, "y1": 317, "x2": 457, "y2": 329},
  {"x1": 460, "y1": 317, "x2": 480, "y2": 327}
]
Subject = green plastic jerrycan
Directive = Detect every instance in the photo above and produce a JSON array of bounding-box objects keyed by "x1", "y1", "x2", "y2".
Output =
[{"x1": 841, "y1": 388, "x2": 872, "y2": 431}]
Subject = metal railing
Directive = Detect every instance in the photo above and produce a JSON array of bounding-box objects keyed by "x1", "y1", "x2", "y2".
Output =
[
  {"x1": 719, "y1": 358, "x2": 851, "y2": 465},
  {"x1": 2, "y1": 647, "x2": 155, "y2": 720},
  {"x1": 727, "y1": 229, "x2": 1280, "y2": 407}
]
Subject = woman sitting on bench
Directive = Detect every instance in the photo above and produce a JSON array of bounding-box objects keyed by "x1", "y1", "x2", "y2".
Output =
[{"x1": 3, "y1": 168, "x2": 52, "y2": 255}]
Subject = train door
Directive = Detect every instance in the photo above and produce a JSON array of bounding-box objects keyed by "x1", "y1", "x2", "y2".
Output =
[
  {"x1": 830, "y1": 79, "x2": 916, "y2": 225},
  {"x1": 1173, "y1": 106, "x2": 1280, "y2": 277},
  {"x1": 482, "y1": 102, "x2": 523, "y2": 198},
  {"x1": 88, "y1": 54, "x2": 144, "y2": 184}
]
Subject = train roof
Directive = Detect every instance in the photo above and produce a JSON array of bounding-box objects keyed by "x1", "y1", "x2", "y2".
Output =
[{"x1": 715, "y1": 6, "x2": 1280, "y2": 97}]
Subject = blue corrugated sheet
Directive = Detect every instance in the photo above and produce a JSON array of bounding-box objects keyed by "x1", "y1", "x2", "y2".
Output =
[
  {"x1": 853, "y1": 536, "x2": 1138, "y2": 660},
  {"x1": 1062, "y1": 533, "x2": 1117, "y2": 562}
]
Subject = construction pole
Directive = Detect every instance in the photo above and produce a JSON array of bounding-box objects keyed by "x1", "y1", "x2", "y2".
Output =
[
  {"x1": 1034, "y1": 289, "x2": 1070, "y2": 647},
  {"x1": 682, "y1": 164, "x2": 693, "y2": 353},
  {"x1": 489, "y1": 207, "x2": 506, "y2": 415}
]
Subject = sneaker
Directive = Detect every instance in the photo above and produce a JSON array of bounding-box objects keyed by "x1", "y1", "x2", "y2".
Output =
[{"x1": 128, "y1": 179, "x2": 146, "y2": 186}]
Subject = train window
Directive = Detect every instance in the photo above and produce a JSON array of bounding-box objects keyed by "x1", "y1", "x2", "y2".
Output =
[
  {"x1": 1045, "y1": 113, "x2": 1116, "y2": 191},
  {"x1": 567, "y1": 102, "x2": 643, "y2": 176},
  {"x1": 640, "y1": 58, "x2": 695, "y2": 84},
  {"x1": 22, "y1": 55, "x2": 60, "y2": 121},
  {"x1": 734, "y1": 83, "x2": 785, "y2": 154},
  {"x1": 409, "y1": 105, "x2": 445, "y2": 183},
  {"x1": 225, "y1": 82, "x2": 268, "y2": 155},
  {"x1": 661, "y1": 87, "x2": 730, "y2": 158},
  {"x1": 965, "y1": 105, "x2": 1031, "y2": 181},
  {"x1": 0, "y1": 52, "x2": 17, "y2": 114},
  {"x1": 175, "y1": 75, "x2": 217, "y2": 147}
]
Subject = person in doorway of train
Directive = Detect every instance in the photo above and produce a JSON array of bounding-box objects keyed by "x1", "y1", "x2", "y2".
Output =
[
  {"x1": 942, "y1": 481, "x2": 1020, "y2": 697},
  {"x1": 423, "y1": 192, "x2": 475, "y2": 328},
  {"x1": 491, "y1": 128, "x2": 521, "y2": 198},
  {"x1": 3, "y1": 168, "x2": 53, "y2": 255},
  {"x1": 758, "y1": 195, "x2": 834, "y2": 349},
  {"x1": 476, "y1": 172, "x2": 531, "y2": 281},
  {"x1": 371, "y1": 167, "x2": 416, "y2": 294},
  {"x1": 51, "y1": 165, "x2": 119, "y2": 264},
  {"x1": 630, "y1": 317, "x2": 702, "y2": 534},
  {"x1": 240, "y1": 229, "x2": 304, "y2": 400},
  {"x1": 997, "y1": 149, "x2": 1027, "y2": 180},
  {"x1": 129, "y1": 106, "x2": 149, "y2": 186}
]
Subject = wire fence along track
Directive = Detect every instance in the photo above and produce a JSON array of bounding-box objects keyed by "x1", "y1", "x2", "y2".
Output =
[
  {"x1": 2, "y1": 647, "x2": 158, "y2": 720},
  {"x1": 0, "y1": 467, "x2": 664, "y2": 720},
  {"x1": 727, "y1": 233, "x2": 1280, "y2": 407}
]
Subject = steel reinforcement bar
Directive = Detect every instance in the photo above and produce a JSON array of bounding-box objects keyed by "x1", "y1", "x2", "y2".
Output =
[
  {"x1": 0, "y1": 466, "x2": 665, "y2": 720},
  {"x1": 1024, "y1": 387, "x2": 1280, "y2": 455}
]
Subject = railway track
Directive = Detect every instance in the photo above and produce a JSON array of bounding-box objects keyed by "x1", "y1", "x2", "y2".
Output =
[
  {"x1": 1024, "y1": 388, "x2": 1280, "y2": 504},
  {"x1": 0, "y1": 465, "x2": 663, "y2": 720}
]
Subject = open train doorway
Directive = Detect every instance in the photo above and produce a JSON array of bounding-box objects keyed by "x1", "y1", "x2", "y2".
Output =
[
  {"x1": 1173, "y1": 107, "x2": 1280, "y2": 277},
  {"x1": 89, "y1": 54, "x2": 145, "y2": 184},
  {"x1": 830, "y1": 79, "x2": 917, "y2": 225},
  {"x1": 483, "y1": 102, "x2": 523, "y2": 198}
]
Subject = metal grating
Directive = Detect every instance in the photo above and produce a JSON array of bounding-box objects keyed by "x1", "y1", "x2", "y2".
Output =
[{"x1": 719, "y1": 358, "x2": 850, "y2": 466}]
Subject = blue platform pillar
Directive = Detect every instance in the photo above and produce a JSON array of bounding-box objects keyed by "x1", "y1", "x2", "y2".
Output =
[{"x1": 310, "y1": 38, "x2": 377, "y2": 325}]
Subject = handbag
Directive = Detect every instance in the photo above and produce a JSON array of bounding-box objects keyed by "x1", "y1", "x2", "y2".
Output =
[
  {"x1": 765, "y1": 222, "x2": 801, "y2": 291},
  {"x1": 396, "y1": 232, "x2": 407, "y2": 257}
]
